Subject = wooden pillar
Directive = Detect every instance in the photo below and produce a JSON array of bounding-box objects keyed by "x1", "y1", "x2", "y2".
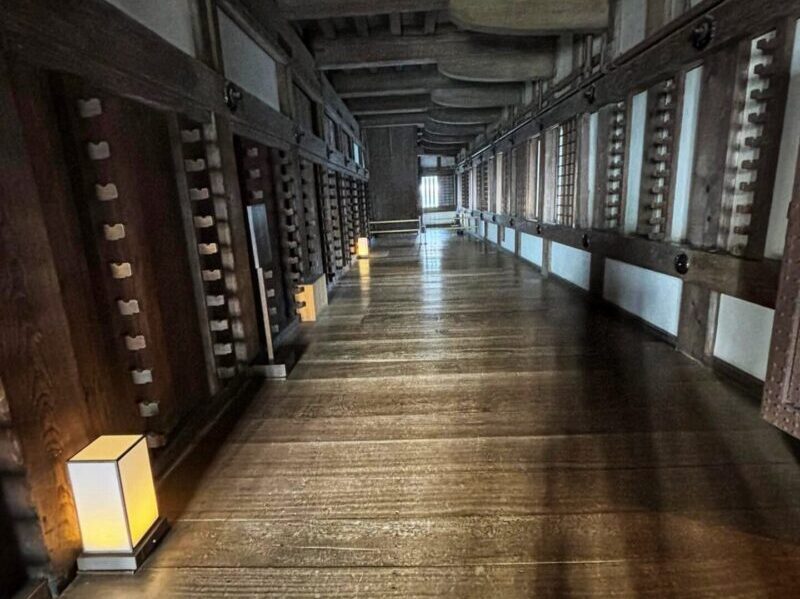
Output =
[
  {"x1": 686, "y1": 47, "x2": 742, "y2": 249},
  {"x1": 0, "y1": 57, "x2": 94, "y2": 586},
  {"x1": 762, "y1": 149, "x2": 800, "y2": 438},
  {"x1": 677, "y1": 282, "x2": 719, "y2": 363}
]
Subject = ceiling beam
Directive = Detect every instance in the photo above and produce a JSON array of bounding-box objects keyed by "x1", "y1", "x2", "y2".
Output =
[
  {"x1": 358, "y1": 113, "x2": 428, "y2": 127},
  {"x1": 431, "y1": 86, "x2": 522, "y2": 108},
  {"x1": 418, "y1": 144, "x2": 463, "y2": 155},
  {"x1": 353, "y1": 16, "x2": 369, "y2": 37},
  {"x1": 424, "y1": 121, "x2": 486, "y2": 136},
  {"x1": 346, "y1": 94, "x2": 430, "y2": 115},
  {"x1": 419, "y1": 134, "x2": 474, "y2": 145},
  {"x1": 423, "y1": 11, "x2": 438, "y2": 34},
  {"x1": 331, "y1": 69, "x2": 525, "y2": 101},
  {"x1": 277, "y1": 0, "x2": 447, "y2": 20},
  {"x1": 449, "y1": 0, "x2": 609, "y2": 35},
  {"x1": 429, "y1": 107, "x2": 503, "y2": 124},
  {"x1": 313, "y1": 27, "x2": 555, "y2": 81},
  {"x1": 389, "y1": 13, "x2": 402, "y2": 35},
  {"x1": 319, "y1": 18, "x2": 337, "y2": 40}
]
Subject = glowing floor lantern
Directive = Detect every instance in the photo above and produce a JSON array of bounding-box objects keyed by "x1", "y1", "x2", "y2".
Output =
[
  {"x1": 67, "y1": 435, "x2": 167, "y2": 571},
  {"x1": 357, "y1": 236, "x2": 370, "y2": 258}
]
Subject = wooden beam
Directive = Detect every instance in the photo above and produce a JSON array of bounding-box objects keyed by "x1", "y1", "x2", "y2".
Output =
[
  {"x1": 331, "y1": 68, "x2": 468, "y2": 98},
  {"x1": 429, "y1": 107, "x2": 503, "y2": 124},
  {"x1": 466, "y1": 211, "x2": 781, "y2": 309},
  {"x1": 389, "y1": 13, "x2": 402, "y2": 35},
  {"x1": 358, "y1": 113, "x2": 428, "y2": 127},
  {"x1": 313, "y1": 27, "x2": 555, "y2": 80},
  {"x1": 418, "y1": 144, "x2": 462, "y2": 155},
  {"x1": 277, "y1": 0, "x2": 447, "y2": 20},
  {"x1": 431, "y1": 86, "x2": 522, "y2": 108},
  {"x1": 449, "y1": 0, "x2": 609, "y2": 35},
  {"x1": 346, "y1": 94, "x2": 430, "y2": 115},
  {"x1": 332, "y1": 69, "x2": 525, "y2": 105},
  {"x1": 424, "y1": 121, "x2": 486, "y2": 136},
  {"x1": 420, "y1": 135, "x2": 472, "y2": 145},
  {"x1": 353, "y1": 16, "x2": 369, "y2": 37},
  {"x1": 423, "y1": 10, "x2": 438, "y2": 34},
  {"x1": 319, "y1": 18, "x2": 337, "y2": 40}
]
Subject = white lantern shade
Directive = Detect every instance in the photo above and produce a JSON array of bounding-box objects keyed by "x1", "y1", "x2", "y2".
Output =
[
  {"x1": 67, "y1": 435, "x2": 159, "y2": 554},
  {"x1": 357, "y1": 237, "x2": 369, "y2": 258}
]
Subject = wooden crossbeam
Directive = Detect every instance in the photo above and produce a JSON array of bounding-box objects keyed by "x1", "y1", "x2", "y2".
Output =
[
  {"x1": 313, "y1": 27, "x2": 555, "y2": 82},
  {"x1": 429, "y1": 107, "x2": 503, "y2": 125},
  {"x1": 346, "y1": 94, "x2": 430, "y2": 115},
  {"x1": 449, "y1": 0, "x2": 609, "y2": 34},
  {"x1": 277, "y1": 0, "x2": 447, "y2": 20},
  {"x1": 358, "y1": 113, "x2": 428, "y2": 127}
]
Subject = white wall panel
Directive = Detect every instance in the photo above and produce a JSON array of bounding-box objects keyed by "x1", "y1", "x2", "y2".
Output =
[
  {"x1": 520, "y1": 233, "x2": 544, "y2": 267},
  {"x1": 587, "y1": 111, "x2": 598, "y2": 228},
  {"x1": 105, "y1": 0, "x2": 196, "y2": 56},
  {"x1": 486, "y1": 222, "x2": 499, "y2": 244},
  {"x1": 713, "y1": 295, "x2": 774, "y2": 380},
  {"x1": 218, "y1": 9, "x2": 280, "y2": 111},
  {"x1": 550, "y1": 243, "x2": 591, "y2": 290},
  {"x1": 501, "y1": 227, "x2": 516, "y2": 253},
  {"x1": 603, "y1": 259, "x2": 683, "y2": 335},
  {"x1": 624, "y1": 91, "x2": 648, "y2": 233},
  {"x1": 671, "y1": 66, "x2": 703, "y2": 242}
]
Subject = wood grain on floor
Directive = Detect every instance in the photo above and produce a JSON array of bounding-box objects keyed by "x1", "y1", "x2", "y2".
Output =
[{"x1": 63, "y1": 231, "x2": 800, "y2": 598}]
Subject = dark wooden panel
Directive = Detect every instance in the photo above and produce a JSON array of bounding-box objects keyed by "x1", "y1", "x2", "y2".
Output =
[
  {"x1": 0, "y1": 56, "x2": 93, "y2": 584},
  {"x1": 365, "y1": 127, "x2": 420, "y2": 221}
]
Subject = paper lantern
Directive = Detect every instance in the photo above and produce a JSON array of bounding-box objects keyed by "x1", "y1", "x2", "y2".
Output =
[
  {"x1": 357, "y1": 237, "x2": 369, "y2": 258},
  {"x1": 67, "y1": 435, "x2": 167, "y2": 571}
]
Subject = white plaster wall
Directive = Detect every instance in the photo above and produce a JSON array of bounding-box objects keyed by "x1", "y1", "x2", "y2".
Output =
[
  {"x1": 501, "y1": 227, "x2": 516, "y2": 253},
  {"x1": 765, "y1": 19, "x2": 800, "y2": 258},
  {"x1": 615, "y1": 0, "x2": 646, "y2": 56},
  {"x1": 625, "y1": 91, "x2": 648, "y2": 233},
  {"x1": 671, "y1": 66, "x2": 703, "y2": 243},
  {"x1": 602, "y1": 259, "x2": 683, "y2": 335},
  {"x1": 550, "y1": 243, "x2": 591, "y2": 290},
  {"x1": 105, "y1": 0, "x2": 196, "y2": 56},
  {"x1": 218, "y1": 9, "x2": 280, "y2": 111},
  {"x1": 713, "y1": 295, "x2": 775, "y2": 380},
  {"x1": 587, "y1": 112, "x2": 598, "y2": 228},
  {"x1": 486, "y1": 222, "x2": 499, "y2": 244},
  {"x1": 520, "y1": 233, "x2": 544, "y2": 267}
]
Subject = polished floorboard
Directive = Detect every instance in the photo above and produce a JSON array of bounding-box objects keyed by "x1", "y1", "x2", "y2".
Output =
[{"x1": 64, "y1": 230, "x2": 800, "y2": 597}]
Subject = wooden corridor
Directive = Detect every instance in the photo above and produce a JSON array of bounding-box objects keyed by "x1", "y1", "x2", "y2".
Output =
[{"x1": 63, "y1": 230, "x2": 800, "y2": 597}]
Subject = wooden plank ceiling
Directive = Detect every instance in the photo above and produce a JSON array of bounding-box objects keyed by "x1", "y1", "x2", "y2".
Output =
[{"x1": 279, "y1": 0, "x2": 609, "y2": 154}]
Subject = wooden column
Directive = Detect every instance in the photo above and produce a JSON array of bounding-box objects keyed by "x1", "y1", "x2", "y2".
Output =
[
  {"x1": 0, "y1": 57, "x2": 93, "y2": 585},
  {"x1": 762, "y1": 150, "x2": 800, "y2": 438}
]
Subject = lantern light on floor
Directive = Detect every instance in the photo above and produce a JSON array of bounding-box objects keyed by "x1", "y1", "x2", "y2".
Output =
[
  {"x1": 67, "y1": 435, "x2": 168, "y2": 571},
  {"x1": 357, "y1": 236, "x2": 369, "y2": 258}
]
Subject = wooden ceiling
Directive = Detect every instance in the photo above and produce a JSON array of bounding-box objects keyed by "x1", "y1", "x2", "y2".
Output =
[{"x1": 278, "y1": 0, "x2": 610, "y2": 154}]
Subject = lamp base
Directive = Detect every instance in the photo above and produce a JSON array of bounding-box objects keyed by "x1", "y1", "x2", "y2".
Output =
[{"x1": 77, "y1": 517, "x2": 169, "y2": 572}]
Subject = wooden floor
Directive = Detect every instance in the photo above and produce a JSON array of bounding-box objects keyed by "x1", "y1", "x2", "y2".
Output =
[{"x1": 64, "y1": 230, "x2": 800, "y2": 597}]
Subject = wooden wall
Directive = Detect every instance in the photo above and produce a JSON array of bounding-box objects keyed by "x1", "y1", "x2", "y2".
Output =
[
  {"x1": 365, "y1": 127, "x2": 420, "y2": 221},
  {"x1": 0, "y1": 1, "x2": 368, "y2": 595}
]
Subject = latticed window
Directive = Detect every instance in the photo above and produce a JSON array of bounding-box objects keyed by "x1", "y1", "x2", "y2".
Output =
[
  {"x1": 556, "y1": 118, "x2": 578, "y2": 226},
  {"x1": 512, "y1": 144, "x2": 527, "y2": 217},
  {"x1": 502, "y1": 152, "x2": 512, "y2": 215},
  {"x1": 480, "y1": 160, "x2": 489, "y2": 211}
]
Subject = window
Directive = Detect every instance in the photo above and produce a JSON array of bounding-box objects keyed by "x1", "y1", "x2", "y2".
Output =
[
  {"x1": 420, "y1": 176, "x2": 440, "y2": 210},
  {"x1": 526, "y1": 136, "x2": 542, "y2": 220},
  {"x1": 556, "y1": 118, "x2": 578, "y2": 225}
]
